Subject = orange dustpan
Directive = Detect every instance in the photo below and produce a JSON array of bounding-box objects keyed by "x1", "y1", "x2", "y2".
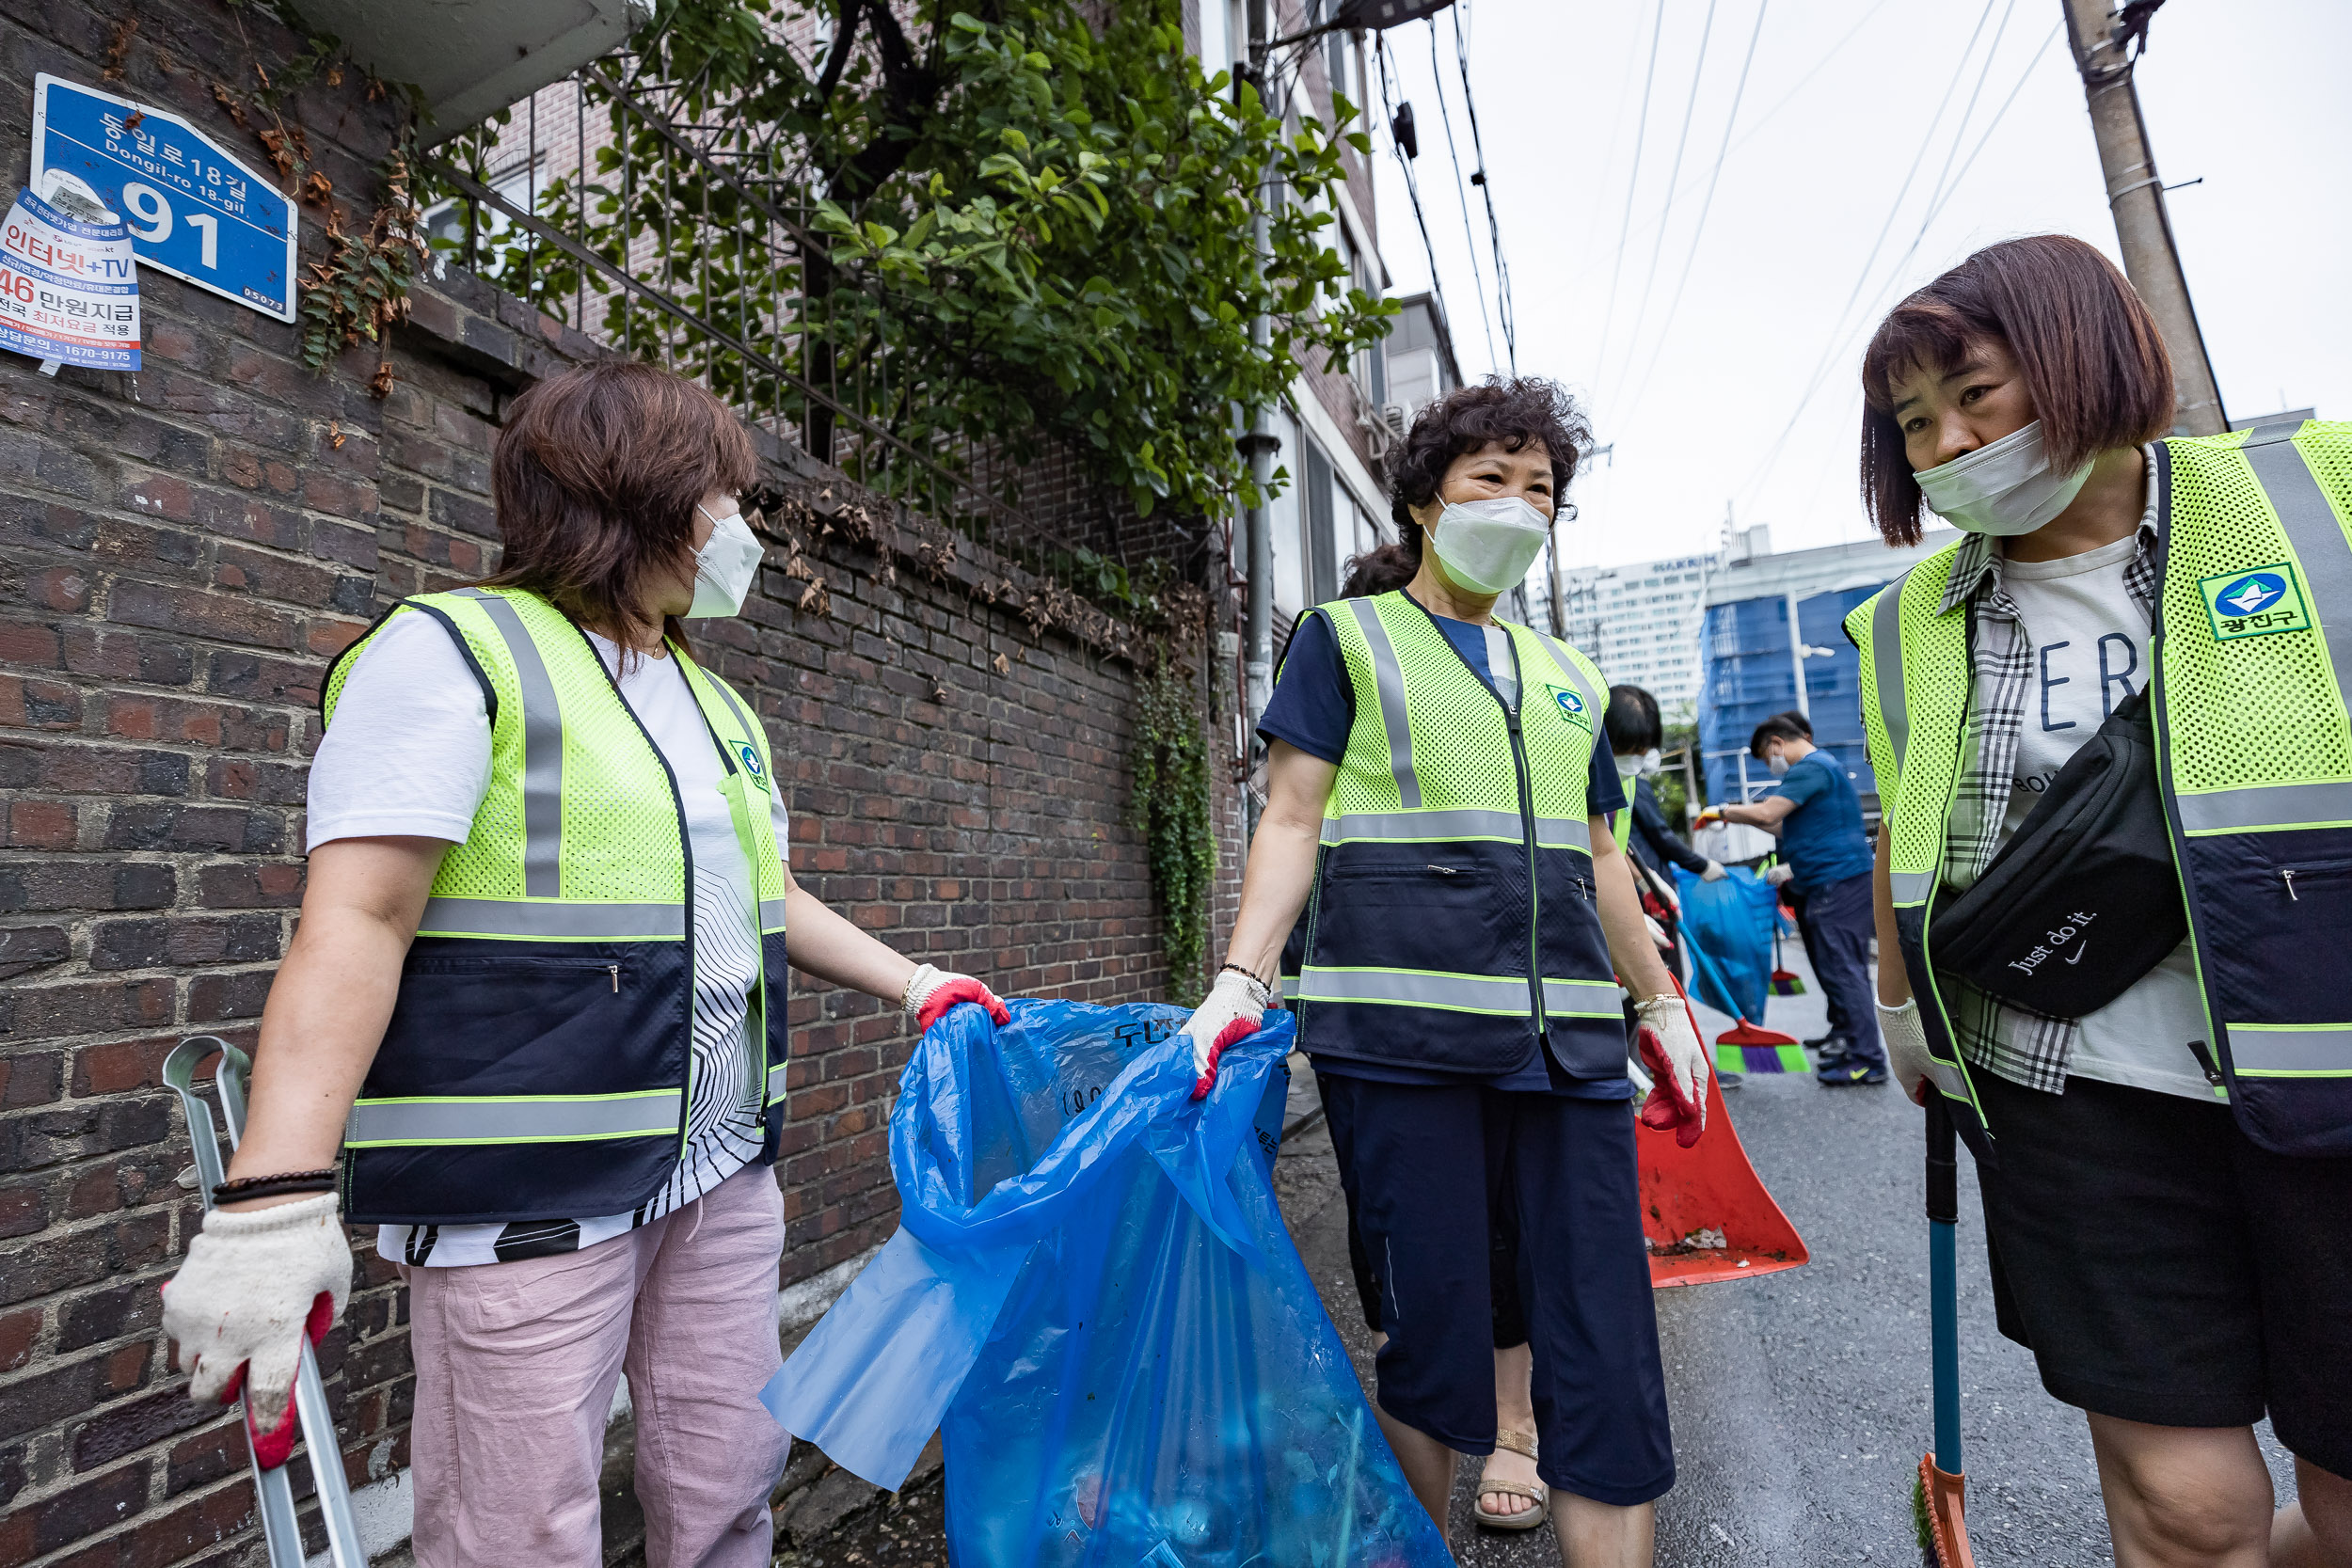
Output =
[{"x1": 1636, "y1": 984, "x2": 1810, "y2": 1288}]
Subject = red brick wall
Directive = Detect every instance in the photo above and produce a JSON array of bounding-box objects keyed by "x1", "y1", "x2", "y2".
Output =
[{"x1": 0, "y1": 5, "x2": 1216, "y2": 1561}]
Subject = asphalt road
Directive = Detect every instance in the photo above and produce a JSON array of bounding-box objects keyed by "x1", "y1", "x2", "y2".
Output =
[
  {"x1": 1270, "y1": 949, "x2": 2301, "y2": 1567},
  {"x1": 794, "y1": 948, "x2": 2301, "y2": 1566}
]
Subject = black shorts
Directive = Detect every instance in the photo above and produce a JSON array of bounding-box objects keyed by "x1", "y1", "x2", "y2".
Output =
[
  {"x1": 1320, "y1": 1073, "x2": 1675, "y2": 1506},
  {"x1": 1974, "y1": 1070, "x2": 2352, "y2": 1475}
]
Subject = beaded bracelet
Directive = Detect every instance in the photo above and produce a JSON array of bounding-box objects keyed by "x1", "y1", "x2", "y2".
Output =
[
  {"x1": 211, "y1": 1168, "x2": 338, "y2": 1206},
  {"x1": 1218, "y1": 961, "x2": 1271, "y2": 990}
]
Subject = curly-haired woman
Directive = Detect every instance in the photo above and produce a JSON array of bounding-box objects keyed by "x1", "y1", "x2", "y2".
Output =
[{"x1": 1182, "y1": 378, "x2": 1703, "y2": 1561}]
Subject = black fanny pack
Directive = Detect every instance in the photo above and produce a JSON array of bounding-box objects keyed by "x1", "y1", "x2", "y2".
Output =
[{"x1": 1925, "y1": 689, "x2": 2188, "y2": 1020}]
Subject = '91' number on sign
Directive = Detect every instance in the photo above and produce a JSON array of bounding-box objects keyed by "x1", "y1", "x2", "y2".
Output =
[{"x1": 120, "y1": 182, "x2": 217, "y2": 268}]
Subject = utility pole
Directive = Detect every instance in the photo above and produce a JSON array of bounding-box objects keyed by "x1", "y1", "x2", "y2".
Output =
[
  {"x1": 1240, "y1": 0, "x2": 1279, "y2": 837},
  {"x1": 2061, "y1": 0, "x2": 2227, "y2": 435}
]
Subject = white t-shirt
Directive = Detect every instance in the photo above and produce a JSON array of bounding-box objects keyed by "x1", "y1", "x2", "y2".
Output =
[
  {"x1": 1995, "y1": 527, "x2": 2212, "y2": 1101},
  {"x1": 309, "y1": 610, "x2": 789, "y2": 1265}
]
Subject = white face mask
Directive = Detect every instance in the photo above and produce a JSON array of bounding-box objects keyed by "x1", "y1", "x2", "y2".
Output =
[
  {"x1": 1914, "y1": 420, "x2": 2093, "y2": 537},
  {"x1": 1614, "y1": 752, "x2": 1643, "y2": 783},
  {"x1": 685, "y1": 504, "x2": 764, "y2": 619},
  {"x1": 1766, "y1": 751, "x2": 1790, "y2": 778},
  {"x1": 1639, "y1": 747, "x2": 1662, "y2": 778},
  {"x1": 1428, "y1": 495, "x2": 1551, "y2": 595}
]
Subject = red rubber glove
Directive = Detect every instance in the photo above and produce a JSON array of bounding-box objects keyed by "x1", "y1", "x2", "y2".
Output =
[
  {"x1": 1633, "y1": 990, "x2": 1708, "y2": 1148},
  {"x1": 905, "y1": 965, "x2": 1012, "y2": 1032}
]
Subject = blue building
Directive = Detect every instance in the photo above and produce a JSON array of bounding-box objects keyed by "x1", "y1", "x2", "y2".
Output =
[{"x1": 1697, "y1": 527, "x2": 1959, "y2": 809}]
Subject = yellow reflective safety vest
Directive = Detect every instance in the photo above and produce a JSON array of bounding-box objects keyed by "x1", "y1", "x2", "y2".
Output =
[
  {"x1": 1285, "y1": 592, "x2": 1627, "y2": 1079},
  {"x1": 1851, "y1": 420, "x2": 2352, "y2": 1157},
  {"x1": 320, "y1": 587, "x2": 790, "y2": 1223}
]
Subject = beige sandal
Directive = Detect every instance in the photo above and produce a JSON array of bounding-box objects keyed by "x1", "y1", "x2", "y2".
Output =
[{"x1": 1471, "y1": 1427, "x2": 1549, "y2": 1531}]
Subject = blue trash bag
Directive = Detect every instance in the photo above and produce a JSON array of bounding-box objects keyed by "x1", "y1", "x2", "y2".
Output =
[
  {"x1": 1674, "y1": 863, "x2": 1781, "y2": 1022},
  {"x1": 766, "y1": 997, "x2": 1451, "y2": 1568}
]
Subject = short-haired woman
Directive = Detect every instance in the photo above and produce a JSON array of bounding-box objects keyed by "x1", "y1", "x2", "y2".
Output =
[
  {"x1": 1184, "y1": 378, "x2": 1706, "y2": 1562},
  {"x1": 161, "y1": 361, "x2": 1009, "y2": 1566},
  {"x1": 1855, "y1": 234, "x2": 2352, "y2": 1562}
]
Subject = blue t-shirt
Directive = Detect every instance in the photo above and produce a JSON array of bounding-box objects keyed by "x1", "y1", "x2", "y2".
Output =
[
  {"x1": 1771, "y1": 750, "x2": 1874, "y2": 893},
  {"x1": 1261, "y1": 597, "x2": 1629, "y2": 1098}
]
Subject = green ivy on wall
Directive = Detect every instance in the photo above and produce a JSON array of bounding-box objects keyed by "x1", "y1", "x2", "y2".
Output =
[{"x1": 1129, "y1": 646, "x2": 1218, "y2": 1006}]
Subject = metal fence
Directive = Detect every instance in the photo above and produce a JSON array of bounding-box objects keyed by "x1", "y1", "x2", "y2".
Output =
[{"x1": 417, "y1": 48, "x2": 1145, "y2": 592}]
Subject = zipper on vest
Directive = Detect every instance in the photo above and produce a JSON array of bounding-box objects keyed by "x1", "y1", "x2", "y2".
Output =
[
  {"x1": 609, "y1": 963, "x2": 621, "y2": 992},
  {"x1": 1503, "y1": 703, "x2": 1545, "y2": 1030}
]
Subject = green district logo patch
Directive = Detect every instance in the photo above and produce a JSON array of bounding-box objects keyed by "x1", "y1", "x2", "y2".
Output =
[
  {"x1": 1549, "y1": 686, "x2": 1591, "y2": 729},
  {"x1": 737, "y1": 742, "x2": 770, "y2": 790},
  {"x1": 2199, "y1": 562, "x2": 2312, "y2": 641}
]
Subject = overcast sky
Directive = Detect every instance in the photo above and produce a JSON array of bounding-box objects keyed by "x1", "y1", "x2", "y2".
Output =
[{"x1": 1367, "y1": 0, "x2": 2352, "y2": 571}]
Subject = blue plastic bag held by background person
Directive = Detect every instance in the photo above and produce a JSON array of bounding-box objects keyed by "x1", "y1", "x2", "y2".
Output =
[
  {"x1": 1675, "y1": 863, "x2": 1781, "y2": 1022},
  {"x1": 767, "y1": 998, "x2": 1451, "y2": 1568}
]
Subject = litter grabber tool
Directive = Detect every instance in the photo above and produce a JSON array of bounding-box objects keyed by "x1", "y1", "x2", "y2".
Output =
[
  {"x1": 1768, "y1": 872, "x2": 1805, "y2": 995},
  {"x1": 1629, "y1": 979, "x2": 1810, "y2": 1288},
  {"x1": 164, "y1": 1037, "x2": 364, "y2": 1568},
  {"x1": 1915, "y1": 1089, "x2": 1977, "y2": 1568}
]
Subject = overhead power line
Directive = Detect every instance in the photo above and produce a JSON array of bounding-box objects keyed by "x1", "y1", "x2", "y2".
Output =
[
  {"x1": 1590, "y1": 1, "x2": 1665, "y2": 403},
  {"x1": 1451, "y1": 3, "x2": 1517, "y2": 373},
  {"x1": 1735, "y1": 0, "x2": 2003, "y2": 513},
  {"x1": 1606, "y1": 0, "x2": 1720, "y2": 399},
  {"x1": 1617, "y1": 0, "x2": 1770, "y2": 426},
  {"x1": 1377, "y1": 33, "x2": 1462, "y2": 366},
  {"x1": 1425, "y1": 18, "x2": 1499, "y2": 372}
]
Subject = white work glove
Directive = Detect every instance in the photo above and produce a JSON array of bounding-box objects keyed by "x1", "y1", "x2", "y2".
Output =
[
  {"x1": 162, "y1": 1194, "x2": 350, "y2": 1468},
  {"x1": 1763, "y1": 863, "x2": 1795, "y2": 887},
  {"x1": 1880, "y1": 998, "x2": 1933, "y2": 1106},
  {"x1": 1699, "y1": 860, "x2": 1727, "y2": 881},
  {"x1": 1180, "y1": 968, "x2": 1268, "y2": 1101},
  {"x1": 1644, "y1": 913, "x2": 1672, "y2": 951},
  {"x1": 1632, "y1": 991, "x2": 1709, "y2": 1147},
  {"x1": 902, "y1": 963, "x2": 1012, "y2": 1032}
]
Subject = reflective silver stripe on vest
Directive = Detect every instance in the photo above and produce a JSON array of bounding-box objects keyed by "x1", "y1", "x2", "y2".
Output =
[
  {"x1": 417, "y1": 896, "x2": 686, "y2": 940},
  {"x1": 1344, "y1": 599, "x2": 1422, "y2": 809},
  {"x1": 452, "y1": 588, "x2": 564, "y2": 897},
  {"x1": 1297, "y1": 967, "x2": 1608, "y2": 1014},
  {"x1": 1542, "y1": 977, "x2": 1625, "y2": 1017},
  {"x1": 2225, "y1": 1022, "x2": 2352, "y2": 1075},
  {"x1": 1321, "y1": 808, "x2": 1592, "y2": 851},
  {"x1": 2176, "y1": 781, "x2": 2352, "y2": 833},
  {"x1": 758, "y1": 898, "x2": 789, "y2": 933},
  {"x1": 1871, "y1": 575, "x2": 1910, "y2": 778},
  {"x1": 1922, "y1": 1052, "x2": 1971, "y2": 1101},
  {"x1": 344, "y1": 1088, "x2": 683, "y2": 1147},
  {"x1": 766, "y1": 1060, "x2": 787, "y2": 1099},
  {"x1": 2240, "y1": 424, "x2": 2352, "y2": 804},
  {"x1": 1526, "y1": 630, "x2": 1607, "y2": 730},
  {"x1": 1888, "y1": 869, "x2": 1936, "y2": 906}
]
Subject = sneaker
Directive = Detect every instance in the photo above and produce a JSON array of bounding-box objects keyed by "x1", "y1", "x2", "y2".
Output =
[
  {"x1": 1716, "y1": 1070, "x2": 1745, "y2": 1090},
  {"x1": 1804, "y1": 1032, "x2": 1848, "y2": 1053},
  {"x1": 1818, "y1": 1056, "x2": 1888, "y2": 1086}
]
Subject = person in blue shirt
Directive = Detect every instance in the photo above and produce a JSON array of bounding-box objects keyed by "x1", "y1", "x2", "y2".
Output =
[{"x1": 1708, "y1": 712, "x2": 1885, "y2": 1084}]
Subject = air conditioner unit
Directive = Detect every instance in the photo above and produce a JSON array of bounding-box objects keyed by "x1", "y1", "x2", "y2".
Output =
[{"x1": 1381, "y1": 404, "x2": 1407, "y2": 439}]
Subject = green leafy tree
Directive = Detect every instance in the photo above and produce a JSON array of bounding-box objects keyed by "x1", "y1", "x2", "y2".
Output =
[{"x1": 439, "y1": 0, "x2": 1394, "y2": 525}]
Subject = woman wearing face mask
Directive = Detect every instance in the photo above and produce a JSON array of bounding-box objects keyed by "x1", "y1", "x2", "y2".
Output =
[
  {"x1": 1185, "y1": 379, "x2": 1701, "y2": 1560},
  {"x1": 1851, "y1": 235, "x2": 2352, "y2": 1564},
  {"x1": 158, "y1": 361, "x2": 1009, "y2": 1567}
]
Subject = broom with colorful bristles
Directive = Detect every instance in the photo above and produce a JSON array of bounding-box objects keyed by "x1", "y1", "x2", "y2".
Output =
[{"x1": 1915, "y1": 1091, "x2": 1977, "y2": 1567}]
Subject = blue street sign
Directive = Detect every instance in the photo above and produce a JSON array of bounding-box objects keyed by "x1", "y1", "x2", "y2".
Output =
[{"x1": 32, "y1": 73, "x2": 297, "y2": 322}]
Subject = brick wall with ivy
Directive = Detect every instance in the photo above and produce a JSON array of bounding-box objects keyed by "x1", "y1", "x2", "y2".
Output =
[{"x1": 0, "y1": 3, "x2": 1218, "y2": 1561}]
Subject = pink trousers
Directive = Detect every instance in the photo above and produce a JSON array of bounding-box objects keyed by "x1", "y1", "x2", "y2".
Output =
[{"x1": 404, "y1": 1167, "x2": 790, "y2": 1568}]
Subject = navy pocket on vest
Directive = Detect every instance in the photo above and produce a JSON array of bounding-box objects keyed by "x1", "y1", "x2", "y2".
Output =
[
  {"x1": 371, "y1": 941, "x2": 688, "y2": 1100},
  {"x1": 1312, "y1": 852, "x2": 1524, "y2": 974},
  {"x1": 2188, "y1": 829, "x2": 2352, "y2": 1023}
]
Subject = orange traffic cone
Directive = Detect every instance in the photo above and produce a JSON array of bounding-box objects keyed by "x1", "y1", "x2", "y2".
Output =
[{"x1": 1637, "y1": 982, "x2": 1811, "y2": 1289}]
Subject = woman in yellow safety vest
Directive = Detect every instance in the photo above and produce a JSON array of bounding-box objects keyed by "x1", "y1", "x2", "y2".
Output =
[
  {"x1": 159, "y1": 360, "x2": 1010, "y2": 1566},
  {"x1": 1856, "y1": 234, "x2": 2352, "y2": 1563}
]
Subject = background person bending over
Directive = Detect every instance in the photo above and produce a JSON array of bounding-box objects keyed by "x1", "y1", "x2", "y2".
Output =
[
  {"x1": 1182, "y1": 377, "x2": 1703, "y2": 1565},
  {"x1": 1704, "y1": 714, "x2": 1883, "y2": 1085}
]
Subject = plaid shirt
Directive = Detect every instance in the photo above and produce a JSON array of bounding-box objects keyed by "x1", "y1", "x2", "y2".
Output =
[{"x1": 1934, "y1": 450, "x2": 2162, "y2": 1093}]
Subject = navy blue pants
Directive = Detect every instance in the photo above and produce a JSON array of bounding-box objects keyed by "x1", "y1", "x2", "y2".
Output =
[
  {"x1": 1319, "y1": 1073, "x2": 1676, "y2": 1507},
  {"x1": 1796, "y1": 870, "x2": 1882, "y2": 1065}
]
